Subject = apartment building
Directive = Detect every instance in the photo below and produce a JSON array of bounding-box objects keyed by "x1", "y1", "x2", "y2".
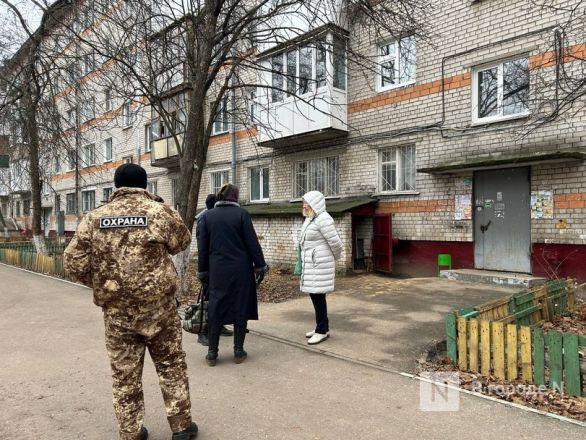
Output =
[{"x1": 5, "y1": 0, "x2": 586, "y2": 281}]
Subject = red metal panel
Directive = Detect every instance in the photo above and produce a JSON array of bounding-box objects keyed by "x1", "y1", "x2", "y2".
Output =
[{"x1": 373, "y1": 214, "x2": 393, "y2": 273}]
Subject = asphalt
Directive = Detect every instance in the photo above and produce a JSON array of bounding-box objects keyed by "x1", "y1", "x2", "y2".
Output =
[
  {"x1": 253, "y1": 274, "x2": 517, "y2": 372},
  {"x1": 0, "y1": 264, "x2": 584, "y2": 440}
]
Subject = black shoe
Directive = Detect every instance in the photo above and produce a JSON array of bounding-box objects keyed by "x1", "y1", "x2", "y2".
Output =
[
  {"x1": 197, "y1": 333, "x2": 209, "y2": 346},
  {"x1": 139, "y1": 426, "x2": 149, "y2": 440},
  {"x1": 234, "y1": 349, "x2": 247, "y2": 364},
  {"x1": 220, "y1": 325, "x2": 233, "y2": 336},
  {"x1": 206, "y1": 352, "x2": 218, "y2": 367},
  {"x1": 171, "y1": 422, "x2": 198, "y2": 440}
]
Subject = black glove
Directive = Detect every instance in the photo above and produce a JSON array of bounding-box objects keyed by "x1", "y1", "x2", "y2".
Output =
[
  {"x1": 255, "y1": 265, "x2": 269, "y2": 286},
  {"x1": 197, "y1": 271, "x2": 209, "y2": 282}
]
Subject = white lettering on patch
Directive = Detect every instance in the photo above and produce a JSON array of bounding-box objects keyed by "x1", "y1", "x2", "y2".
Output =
[{"x1": 99, "y1": 216, "x2": 148, "y2": 229}]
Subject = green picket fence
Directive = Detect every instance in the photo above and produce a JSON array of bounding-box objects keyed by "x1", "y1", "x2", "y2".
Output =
[
  {"x1": 446, "y1": 279, "x2": 585, "y2": 397},
  {"x1": 0, "y1": 241, "x2": 67, "y2": 255}
]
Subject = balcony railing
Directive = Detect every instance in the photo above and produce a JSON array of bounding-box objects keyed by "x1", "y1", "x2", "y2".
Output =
[{"x1": 151, "y1": 134, "x2": 183, "y2": 168}]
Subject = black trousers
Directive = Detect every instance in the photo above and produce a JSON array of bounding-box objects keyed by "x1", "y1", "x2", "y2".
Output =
[{"x1": 309, "y1": 294, "x2": 329, "y2": 334}]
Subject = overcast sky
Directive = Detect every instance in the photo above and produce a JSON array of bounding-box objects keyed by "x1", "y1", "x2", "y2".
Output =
[{"x1": 0, "y1": 1, "x2": 48, "y2": 58}]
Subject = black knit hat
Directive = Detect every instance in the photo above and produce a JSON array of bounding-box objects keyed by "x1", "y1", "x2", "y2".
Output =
[
  {"x1": 114, "y1": 163, "x2": 148, "y2": 189},
  {"x1": 205, "y1": 194, "x2": 217, "y2": 210}
]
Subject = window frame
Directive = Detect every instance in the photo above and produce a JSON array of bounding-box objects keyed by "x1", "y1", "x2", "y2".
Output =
[
  {"x1": 293, "y1": 156, "x2": 339, "y2": 199},
  {"x1": 104, "y1": 137, "x2": 113, "y2": 162},
  {"x1": 122, "y1": 155, "x2": 133, "y2": 164},
  {"x1": 82, "y1": 143, "x2": 96, "y2": 167},
  {"x1": 212, "y1": 97, "x2": 230, "y2": 135},
  {"x1": 210, "y1": 169, "x2": 230, "y2": 195},
  {"x1": 144, "y1": 124, "x2": 152, "y2": 152},
  {"x1": 471, "y1": 55, "x2": 531, "y2": 125},
  {"x1": 379, "y1": 145, "x2": 417, "y2": 194},
  {"x1": 250, "y1": 166, "x2": 270, "y2": 202},
  {"x1": 102, "y1": 187, "x2": 113, "y2": 202},
  {"x1": 147, "y1": 180, "x2": 158, "y2": 195},
  {"x1": 104, "y1": 88, "x2": 112, "y2": 112},
  {"x1": 81, "y1": 190, "x2": 95, "y2": 212},
  {"x1": 122, "y1": 101, "x2": 133, "y2": 128},
  {"x1": 65, "y1": 192, "x2": 77, "y2": 215},
  {"x1": 377, "y1": 35, "x2": 417, "y2": 92}
]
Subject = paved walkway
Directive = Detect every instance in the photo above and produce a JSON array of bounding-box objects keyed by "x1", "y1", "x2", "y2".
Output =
[
  {"x1": 0, "y1": 264, "x2": 583, "y2": 439},
  {"x1": 253, "y1": 274, "x2": 516, "y2": 372}
]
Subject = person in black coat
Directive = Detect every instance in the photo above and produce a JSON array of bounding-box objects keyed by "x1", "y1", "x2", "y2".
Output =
[
  {"x1": 196, "y1": 184, "x2": 268, "y2": 366},
  {"x1": 195, "y1": 194, "x2": 233, "y2": 346}
]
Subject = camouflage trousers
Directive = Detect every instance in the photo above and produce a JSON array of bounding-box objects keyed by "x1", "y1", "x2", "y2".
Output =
[{"x1": 104, "y1": 308, "x2": 192, "y2": 440}]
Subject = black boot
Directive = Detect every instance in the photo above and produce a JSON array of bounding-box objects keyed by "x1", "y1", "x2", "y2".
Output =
[
  {"x1": 233, "y1": 322, "x2": 247, "y2": 364},
  {"x1": 139, "y1": 427, "x2": 148, "y2": 440},
  {"x1": 197, "y1": 331, "x2": 209, "y2": 346},
  {"x1": 206, "y1": 326, "x2": 220, "y2": 366},
  {"x1": 171, "y1": 422, "x2": 198, "y2": 440}
]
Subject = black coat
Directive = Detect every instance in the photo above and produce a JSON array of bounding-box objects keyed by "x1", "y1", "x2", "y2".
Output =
[{"x1": 197, "y1": 202, "x2": 267, "y2": 326}]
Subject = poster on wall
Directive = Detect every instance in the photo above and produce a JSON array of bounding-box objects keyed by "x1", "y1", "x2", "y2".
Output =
[
  {"x1": 531, "y1": 190, "x2": 553, "y2": 219},
  {"x1": 455, "y1": 194, "x2": 472, "y2": 220}
]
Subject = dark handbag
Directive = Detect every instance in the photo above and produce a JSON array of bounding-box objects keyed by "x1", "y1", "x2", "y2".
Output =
[{"x1": 182, "y1": 287, "x2": 208, "y2": 334}]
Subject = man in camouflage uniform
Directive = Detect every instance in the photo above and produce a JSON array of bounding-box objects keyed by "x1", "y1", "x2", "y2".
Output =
[{"x1": 64, "y1": 163, "x2": 198, "y2": 440}]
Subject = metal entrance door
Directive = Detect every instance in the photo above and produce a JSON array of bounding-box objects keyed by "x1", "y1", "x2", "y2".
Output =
[
  {"x1": 474, "y1": 167, "x2": 531, "y2": 273},
  {"x1": 373, "y1": 214, "x2": 393, "y2": 273}
]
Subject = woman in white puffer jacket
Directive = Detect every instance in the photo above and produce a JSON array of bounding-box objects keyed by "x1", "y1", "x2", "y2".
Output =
[{"x1": 298, "y1": 190, "x2": 343, "y2": 345}]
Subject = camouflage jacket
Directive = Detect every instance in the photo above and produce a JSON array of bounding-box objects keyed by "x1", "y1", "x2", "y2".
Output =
[{"x1": 64, "y1": 187, "x2": 191, "y2": 317}]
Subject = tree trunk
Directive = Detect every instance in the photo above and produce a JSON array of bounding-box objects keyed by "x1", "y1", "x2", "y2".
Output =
[{"x1": 21, "y1": 77, "x2": 46, "y2": 255}]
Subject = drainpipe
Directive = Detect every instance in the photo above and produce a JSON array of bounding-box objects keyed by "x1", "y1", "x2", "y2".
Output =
[{"x1": 230, "y1": 87, "x2": 237, "y2": 185}]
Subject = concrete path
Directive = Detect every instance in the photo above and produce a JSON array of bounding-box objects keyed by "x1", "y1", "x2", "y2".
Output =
[
  {"x1": 0, "y1": 264, "x2": 583, "y2": 440},
  {"x1": 253, "y1": 274, "x2": 516, "y2": 372}
]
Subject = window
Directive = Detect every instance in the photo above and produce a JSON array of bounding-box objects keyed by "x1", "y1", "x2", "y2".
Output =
[
  {"x1": 380, "y1": 145, "x2": 416, "y2": 192},
  {"x1": 294, "y1": 157, "x2": 339, "y2": 198},
  {"x1": 213, "y1": 97, "x2": 230, "y2": 135},
  {"x1": 23, "y1": 200, "x2": 30, "y2": 216},
  {"x1": 473, "y1": 57, "x2": 530, "y2": 123},
  {"x1": 123, "y1": 102, "x2": 133, "y2": 127},
  {"x1": 103, "y1": 187, "x2": 113, "y2": 202},
  {"x1": 249, "y1": 89, "x2": 257, "y2": 125},
  {"x1": 144, "y1": 124, "x2": 152, "y2": 152},
  {"x1": 66, "y1": 63, "x2": 76, "y2": 83},
  {"x1": 147, "y1": 181, "x2": 158, "y2": 195},
  {"x1": 66, "y1": 193, "x2": 77, "y2": 214},
  {"x1": 316, "y1": 40, "x2": 327, "y2": 88},
  {"x1": 67, "y1": 150, "x2": 76, "y2": 170},
  {"x1": 82, "y1": 97, "x2": 95, "y2": 122},
  {"x1": 82, "y1": 144, "x2": 95, "y2": 167},
  {"x1": 104, "y1": 138, "x2": 113, "y2": 162},
  {"x1": 82, "y1": 53, "x2": 95, "y2": 76},
  {"x1": 82, "y1": 190, "x2": 95, "y2": 212},
  {"x1": 286, "y1": 50, "x2": 296, "y2": 96},
  {"x1": 122, "y1": 155, "x2": 133, "y2": 164},
  {"x1": 54, "y1": 156, "x2": 61, "y2": 173},
  {"x1": 67, "y1": 108, "x2": 75, "y2": 127},
  {"x1": 15, "y1": 201, "x2": 21, "y2": 216},
  {"x1": 333, "y1": 35, "x2": 347, "y2": 90},
  {"x1": 271, "y1": 54, "x2": 284, "y2": 103},
  {"x1": 298, "y1": 46, "x2": 313, "y2": 94},
  {"x1": 250, "y1": 166, "x2": 269, "y2": 201},
  {"x1": 104, "y1": 88, "x2": 112, "y2": 112},
  {"x1": 210, "y1": 170, "x2": 229, "y2": 195},
  {"x1": 378, "y1": 35, "x2": 416, "y2": 91}
]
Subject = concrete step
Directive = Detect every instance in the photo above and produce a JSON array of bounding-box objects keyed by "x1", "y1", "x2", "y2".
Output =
[{"x1": 440, "y1": 269, "x2": 548, "y2": 289}]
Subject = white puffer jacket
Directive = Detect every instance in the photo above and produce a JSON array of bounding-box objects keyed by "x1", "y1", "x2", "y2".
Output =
[{"x1": 299, "y1": 191, "x2": 343, "y2": 294}]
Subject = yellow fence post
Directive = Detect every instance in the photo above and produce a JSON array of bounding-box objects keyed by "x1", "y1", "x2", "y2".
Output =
[
  {"x1": 469, "y1": 319, "x2": 479, "y2": 373},
  {"x1": 507, "y1": 324, "x2": 518, "y2": 381},
  {"x1": 519, "y1": 326, "x2": 532, "y2": 382},
  {"x1": 492, "y1": 322, "x2": 505, "y2": 380},
  {"x1": 480, "y1": 320, "x2": 491, "y2": 377}
]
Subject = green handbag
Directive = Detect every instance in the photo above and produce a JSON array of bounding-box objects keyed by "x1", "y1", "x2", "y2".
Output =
[
  {"x1": 182, "y1": 287, "x2": 208, "y2": 334},
  {"x1": 294, "y1": 245, "x2": 302, "y2": 276}
]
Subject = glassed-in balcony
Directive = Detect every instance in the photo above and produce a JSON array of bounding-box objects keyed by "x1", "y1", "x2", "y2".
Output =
[{"x1": 151, "y1": 134, "x2": 182, "y2": 168}]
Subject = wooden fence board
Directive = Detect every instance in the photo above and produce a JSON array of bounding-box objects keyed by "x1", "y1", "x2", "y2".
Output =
[
  {"x1": 469, "y1": 319, "x2": 479, "y2": 373},
  {"x1": 520, "y1": 326, "x2": 532, "y2": 382},
  {"x1": 446, "y1": 314, "x2": 457, "y2": 363},
  {"x1": 546, "y1": 331, "x2": 563, "y2": 392},
  {"x1": 507, "y1": 324, "x2": 518, "y2": 380},
  {"x1": 492, "y1": 322, "x2": 505, "y2": 380},
  {"x1": 533, "y1": 328, "x2": 545, "y2": 386},
  {"x1": 458, "y1": 317, "x2": 468, "y2": 371},
  {"x1": 480, "y1": 320, "x2": 491, "y2": 377},
  {"x1": 562, "y1": 333, "x2": 581, "y2": 397}
]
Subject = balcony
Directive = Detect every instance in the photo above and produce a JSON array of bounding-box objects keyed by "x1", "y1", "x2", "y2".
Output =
[
  {"x1": 150, "y1": 134, "x2": 182, "y2": 169},
  {"x1": 256, "y1": 28, "x2": 348, "y2": 148}
]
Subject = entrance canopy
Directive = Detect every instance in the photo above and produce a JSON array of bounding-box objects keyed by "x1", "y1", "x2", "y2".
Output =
[
  {"x1": 418, "y1": 149, "x2": 586, "y2": 174},
  {"x1": 242, "y1": 196, "x2": 378, "y2": 217}
]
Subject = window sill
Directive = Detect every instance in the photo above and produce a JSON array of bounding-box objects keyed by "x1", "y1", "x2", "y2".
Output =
[
  {"x1": 377, "y1": 80, "x2": 416, "y2": 94},
  {"x1": 122, "y1": 125, "x2": 133, "y2": 130},
  {"x1": 471, "y1": 112, "x2": 530, "y2": 126},
  {"x1": 375, "y1": 191, "x2": 420, "y2": 196},
  {"x1": 104, "y1": 159, "x2": 113, "y2": 163},
  {"x1": 249, "y1": 199, "x2": 270, "y2": 204},
  {"x1": 211, "y1": 131, "x2": 230, "y2": 137},
  {"x1": 290, "y1": 195, "x2": 340, "y2": 202}
]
